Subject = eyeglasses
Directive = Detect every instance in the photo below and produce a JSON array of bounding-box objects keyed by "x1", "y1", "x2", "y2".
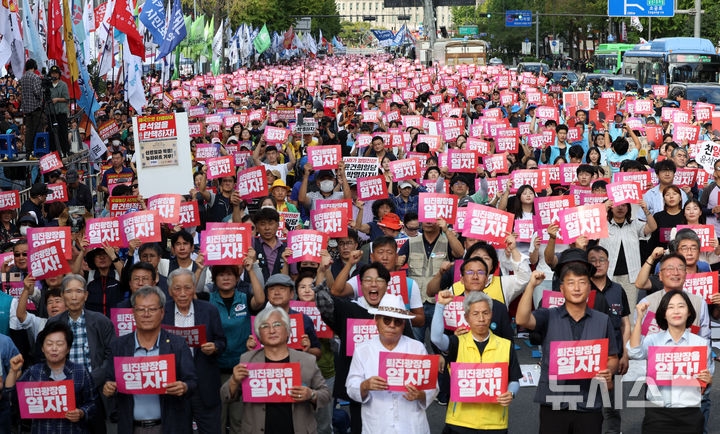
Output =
[
  {"x1": 132, "y1": 184, "x2": 139, "y2": 188},
  {"x1": 13, "y1": 252, "x2": 27, "y2": 257},
  {"x1": 132, "y1": 276, "x2": 152, "y2": 283},
  {"x1": 338, "y1": 241, "x2": 356, "y2": 247},
  {"x1": 381, "y1": 316, "x2": 405, "y2": 327},
  {"x1": 405, "y1": 226, "x2": 420, "y2": 232},
  {"x1": 589, "y1": 258, "x2": 608, "y2": 264},
  {"x1": 678, "y1": 246, "x2": 700, "y2": 253},
  {"x1": 259, "y1": 321, "x2": 284, "y2": 331},
  {"x1": 660, "y1": 265, "x2": 687, "y2": 273},
  {"x1": 133, "y1": 306, "x2": 162, "y2": 315},
  {"x1": 362, "y1": 277, "x2": 387, "y2": 286}
]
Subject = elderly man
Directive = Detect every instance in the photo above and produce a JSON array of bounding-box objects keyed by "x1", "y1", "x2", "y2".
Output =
[
  {"x1": 45, "y1": 274, "x2": 115, "y2": 434},
  {"x1": 247, "y1": 273, "x2": 322, "y2": 359},
  {"x1": 346, "y1": 294, "x2": 436, "y2": 433},
  {"x1": 431, "y1": 290, "x2": 521, "y2": 433},
  {"x1": 103, "y1": 286, "x2": 197, "y2": 434},
  {"x1": 162, "y1": 269, "x2": 226, "y2": 434}
]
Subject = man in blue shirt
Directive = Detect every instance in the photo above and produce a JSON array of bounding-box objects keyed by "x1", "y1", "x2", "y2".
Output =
[{"x1": 99, "y1": 150, "x2": 135, "y2": 196}]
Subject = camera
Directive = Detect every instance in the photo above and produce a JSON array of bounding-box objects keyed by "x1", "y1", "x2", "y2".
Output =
[{"x1": 40, "y1": 75, "x2": 53, "y2": 89}]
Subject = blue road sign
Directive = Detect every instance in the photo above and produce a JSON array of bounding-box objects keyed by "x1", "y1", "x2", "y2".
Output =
[
  {"x1": 608, "y1": 0, "x2": 674, "y2": 17},
  {"x1": 505, "y1": 10, "x2": 532, "y2": 27}
]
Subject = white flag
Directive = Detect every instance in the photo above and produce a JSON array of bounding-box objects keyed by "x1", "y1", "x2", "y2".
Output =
[
  {"x1": 123, "y1": 41, "x2": 147, "y2": 115},
  {"x1": 89, "y1": 125, "x2": 108, "y2": 162}
]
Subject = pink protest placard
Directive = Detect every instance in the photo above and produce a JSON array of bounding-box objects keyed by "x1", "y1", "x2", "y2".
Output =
[
  {"x1": 316, "y1": 199, "x2": 353, "y2": 224},
  {"x1": 386, "y1": 271, "x2": 410, "y2": 305},
  {"x1": 356, "y1": 175, "x2": 388, "y2": 201},
  {"x1": 308, "y1": 145, "x2": 341, "y2": 170},
  {"x1": 448, "y1": 150, "x2": 477, "y2": 173},
  {"x1": 511, "y1": 169, "x2": 550, "y2": 194},
  {"x1": 85, "y1": 217, "x2": 123, "y2": 248},
  {"x1": 442, "y1": 296, "x2": 469, "y2": 331},
  {"x1": 495, "y1": 135, "x2": 519, "y2": 154},
  {"x1": 449, "y1": 362, "x2": 508, "y2": 403},
  {"x1": 146, "y1": 194, "x2": 182, "y2": 224},
  {"x1": 28, "y1": 240, "x2": 70, "y2": 279},
  {"x1": 195, "y1": 144, "x2": 219, "y2": 161},
  {"x1": 205, "y1": 156, "x2": 236, "y2": 180},
  {"x1": 418, "y1": 193, "x2": 458, "y2": 225},
  {"x1": 310, "y1": 207, "x2": 347, "y2": 238},
  {"x1": 114, "y1": 354, "x2": 176, "y2": 394},
  {"x1": 514, "y1": 219, "x2": 534, "y2": 243},
  {"x1": 27, "y1": 227, "x2": 71, "y2": 260},
  {"x1": 362, "y1": 111, "x2": 380, "y2": 123},
  {"x1": 110, "y1": 308, "x2": 135, "y2": 336},
  {"x1": 673, "y1": 124, "x2": 701, "y2": 144},
  {"x1": 606, "y1": 182, "x2": 642, "y2": 205},
  {"x1": 46, "y1": 183, "x2": 68, "y2": 203},
  {"x1": 0, "y1": 190, "x2": 19, "y2": 210},
  {"x1": 17, "y1": 380, "x2": 75, "y2": 419},
  {"x1": 241, "y1": 363, "x2": 301, "y2": 403},
  {"x1": 379, "y1": 352, "x2": 440, "y2": 392},
  {"x1": 613, "y1": 171, "x2": 653, "y2": 192},
  {"x1": 483, "y1": 154, "x2": 509, "y2": 174},
  {"x1": 346, "y1": 318, "x2": 378, "y2": 356},
  {"x1": 677, "y1": 225, "x2": 715, "y2": 252},
  {"x1": 682, "y1": 272, "x2": 719, "y2": 304},
  {"x1": 289, "y1": 301, "x2": 333, "y2": 339},
  {"x1": 201, "y1": 225, "x2": 252, "y2": 265},
  {"x1": 560, "y1": 164, "x2": 580, "y2": 185},
  {"x1": 263, "y1": 126, "x2": 290, "y2": 143},
  {"x1": 161, "y1": 325, "x2": 208, "y2": 348},
  {"x1": 462, "y1": 203, "x2": 514, "y2": 248},
  {"x1": 558, "y1": 204, "x2": 608, "y2": 244},
  {"x1": 548, "y1": 339, "x2": 608, "y2": 380},
  {"x1": 287, "y1": 230, "x2": 327, "y2": 264},
  {"x1": 389, "y1": 159, "x2": 420, "y2": 181},
  {"x1": 236, "y1": 166, "x2": 268, "y2": 199},
  {"x1": 647, "y1": 346, "x2": 708, "y2": 386},
  {"x1": 580, "y1": 193, "x2": 608, "y2": 205},
  {"x1": 179, "y1": 201, "x2": 201, "y2": 228},
  {"x1": 39, "y1": 152, "x2": 63, "y2": 174},
  {"x1": 119, "y1": 210, "x2": 162, "y2": 245},
  {"x1": 674, "y1": 168, "x2": 697, "y2": 189},
  {"x1": 466, "y1": 137, "x2": 491, "y2": 154}
]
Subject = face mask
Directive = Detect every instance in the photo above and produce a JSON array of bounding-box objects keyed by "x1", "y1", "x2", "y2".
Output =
[
  {"x1": 320, "y1": 180, "x2": 334, "y2": 193},
  {"x1": 19, "y1": 226, "x2": 27, "y2": 236}
]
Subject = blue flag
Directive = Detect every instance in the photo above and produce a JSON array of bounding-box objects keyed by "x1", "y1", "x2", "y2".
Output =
[
  {"x1": 392, "y1": 25, "x2": 407, "y2": 46},
  {"x1": 370, "y1": 29, "x2": 394, "y2": 47},
  {"x1": 139, "y1": 0, "x2": 167, "y2": 45},
  {"x1": 156, "y1": 0, "x2": 187, "y2": 60}
]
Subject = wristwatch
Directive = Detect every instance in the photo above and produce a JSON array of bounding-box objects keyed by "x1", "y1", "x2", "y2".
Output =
[
  {"x1": 112, "y1": 256, "x2": 122, "y2": 263},
  {"x1": 310, "y1": 390, "x2": 317, "y2": 401}
]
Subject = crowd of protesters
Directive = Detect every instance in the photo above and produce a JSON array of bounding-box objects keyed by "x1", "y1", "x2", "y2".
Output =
[{"x1": 0, "y1": 53, "x2": 716, "y2": 434}]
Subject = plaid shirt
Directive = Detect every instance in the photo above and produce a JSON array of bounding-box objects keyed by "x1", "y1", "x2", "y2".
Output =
[
  {"x1": 14, "y1": 360, "x2": 97, "y2": 434},
  {"x1": 18, "y1": 71, "x2": 43, "y2": 114},
  {"x1": 68, "y1": 312, "x2": 92, "y2": 372}
]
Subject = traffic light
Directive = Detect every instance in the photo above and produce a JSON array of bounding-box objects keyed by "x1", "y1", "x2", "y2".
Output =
[{"x1": 481, "y1": 13, "x2": 491, "y2": 18}]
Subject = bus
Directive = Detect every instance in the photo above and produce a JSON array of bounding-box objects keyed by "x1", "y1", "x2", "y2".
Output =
[
  {"x1": 593, "y1": 43, "x2": 635, "y2": 74},
  {"x1": 621, "y1": 37, "x2": 720, "y2": 87}
]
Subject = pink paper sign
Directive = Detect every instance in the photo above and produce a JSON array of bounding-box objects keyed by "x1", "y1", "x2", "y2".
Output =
[
  {"x1": 286, "y1": 230, "x2": 328, "y2": 264},
  {"x1": 241, "y1": 362, "x2": 301, "y2": 402},
  {"x1": 308, "y1": 145, "x2": 341, "y2": 170},
  {"x1": 548, "y1": 339, "x2": 608, "y2": 380},
  {"x1": 378, "y1": 352, "x2": 440, "y2": 392},
  {"x1": 39, "y1": 152, "x2": 63, "y2": 174},
  {"x1": 647, "y1": 346, "x2": 707, "y2": 386},
  {"x1": 161, "y1": 325, "x2": 208, "y2": 348},
  {"x1": 17, "y1": 380, "x2": 75, "y2": 418},
  {"x1": 558, "y1": 204, "x2": 609, "y2": 244},
  {"x1": 201, "y1": 225, "x2": 252, "y2": 265},
  {"x1": 289, "y1": 301, "x2": 333, "y2": 339},
  {"x1": 114, "y1": 354, "x2": 176, "y2": 394},
  {"x1": 449, "y1": 362, "x2": 508, "y2": 403},
  {"x1": 146, "y1": 194, "x2": 182, "y2": 224},
  {"x1": 27, "y1": 227, "x2": 71, "y2": 260},
  {"x1": 28, "y1": 240, "x2": 70, "y2": 279},
  {"x1": 418, "y1": 193, "x2": 458, "y2": 225},
  {"x1": 85, "y1": 217, "x2": 122, "y2": 248},
  {"x1": 111, "y1": 308, "x2": 136, "y2": 336},
  {"x1": 346, "y1": 318, "x2": 377, "y2": 356},
  {"x1": 119, "y1": 210, "x2": 162, "y2": 245}
]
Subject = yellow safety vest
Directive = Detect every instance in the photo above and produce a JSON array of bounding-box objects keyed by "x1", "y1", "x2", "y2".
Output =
[{"x1": 446, "y1": 332, "x2": 512, "y2": 430}]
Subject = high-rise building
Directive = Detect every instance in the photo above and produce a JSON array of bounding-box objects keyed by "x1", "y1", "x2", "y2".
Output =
[{"x1": 335, "y1": 0, "x2": 454, "y2": 33}]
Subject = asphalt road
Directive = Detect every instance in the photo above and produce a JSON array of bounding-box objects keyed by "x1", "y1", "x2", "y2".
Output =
[{"x1": 422, "y1": 337, "x2": 720, "y2": 434}]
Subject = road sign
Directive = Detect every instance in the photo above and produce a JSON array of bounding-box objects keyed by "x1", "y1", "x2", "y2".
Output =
[
  {"x1": 505, "y1": 11, "x2": 532, "y2": 27},
  {"x1": 458, "y1": 25, "x2": 478, "y2": 35},
  {"x1": 607, "y1": 0, "x2": 674, "y2": 16},
  {"x1": 296, "y1": 17, "x2": 311, "y2": 32}
]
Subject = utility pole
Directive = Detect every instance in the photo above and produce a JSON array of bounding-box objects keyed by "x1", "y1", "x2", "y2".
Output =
[
  {"x1": 423, "y1": 0, "x2": 436, "y2": 52},
  {"x1": 535, "y1": 11, "x2": 540, "y2": 58},
  {"x1": 694, "y1": 0, "x2": 701, "y2": 37}
]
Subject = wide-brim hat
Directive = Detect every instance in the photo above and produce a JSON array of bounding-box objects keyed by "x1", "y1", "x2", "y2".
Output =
[{"x1": 367, "y1": 294, "x2": 415, "y2": 320}]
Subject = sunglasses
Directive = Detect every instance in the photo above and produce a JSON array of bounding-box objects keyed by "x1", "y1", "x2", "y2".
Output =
[
  {"x1": 14, "y1": 252, "x2": 27, "y2": 257},
  {"x1": 382, "y1": 317, "x2": 405, "y2": 327}
]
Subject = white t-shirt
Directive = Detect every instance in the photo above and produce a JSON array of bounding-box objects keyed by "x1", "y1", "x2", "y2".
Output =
[{"x1": 262, "y1": 162, "x2": 289, "y2": 183}]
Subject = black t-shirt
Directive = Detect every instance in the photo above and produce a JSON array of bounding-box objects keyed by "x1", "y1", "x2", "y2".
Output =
[
  {"x1": 614, "y1": 221, "x2": 629, "y2": 276},
  {"x1": 264, "y1": 355, "x2": 294, "y2": 434},
  {"x1": 650, "y1": 210, "x2": 683, "y2": 250},
  {"x1": 221, "y1": 295, "x2": 234, "y2": 314}
]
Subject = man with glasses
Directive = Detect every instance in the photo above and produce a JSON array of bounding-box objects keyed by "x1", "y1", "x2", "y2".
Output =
[
  {"x1": 116, "y1": 262, "x2": 158, "y2": 308},
  {"x1": 331, "y1": 229, "x2": 360, "y2": 279},
  {"x1": 103, "y1": 285, "x2": 197, "y2": 433},
  {"x1": 402, "y1": 212, "x2": 420, "y2": 238},
  {"x1": 45, "y1": 274, "x2": 115, "y2": 433}
]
